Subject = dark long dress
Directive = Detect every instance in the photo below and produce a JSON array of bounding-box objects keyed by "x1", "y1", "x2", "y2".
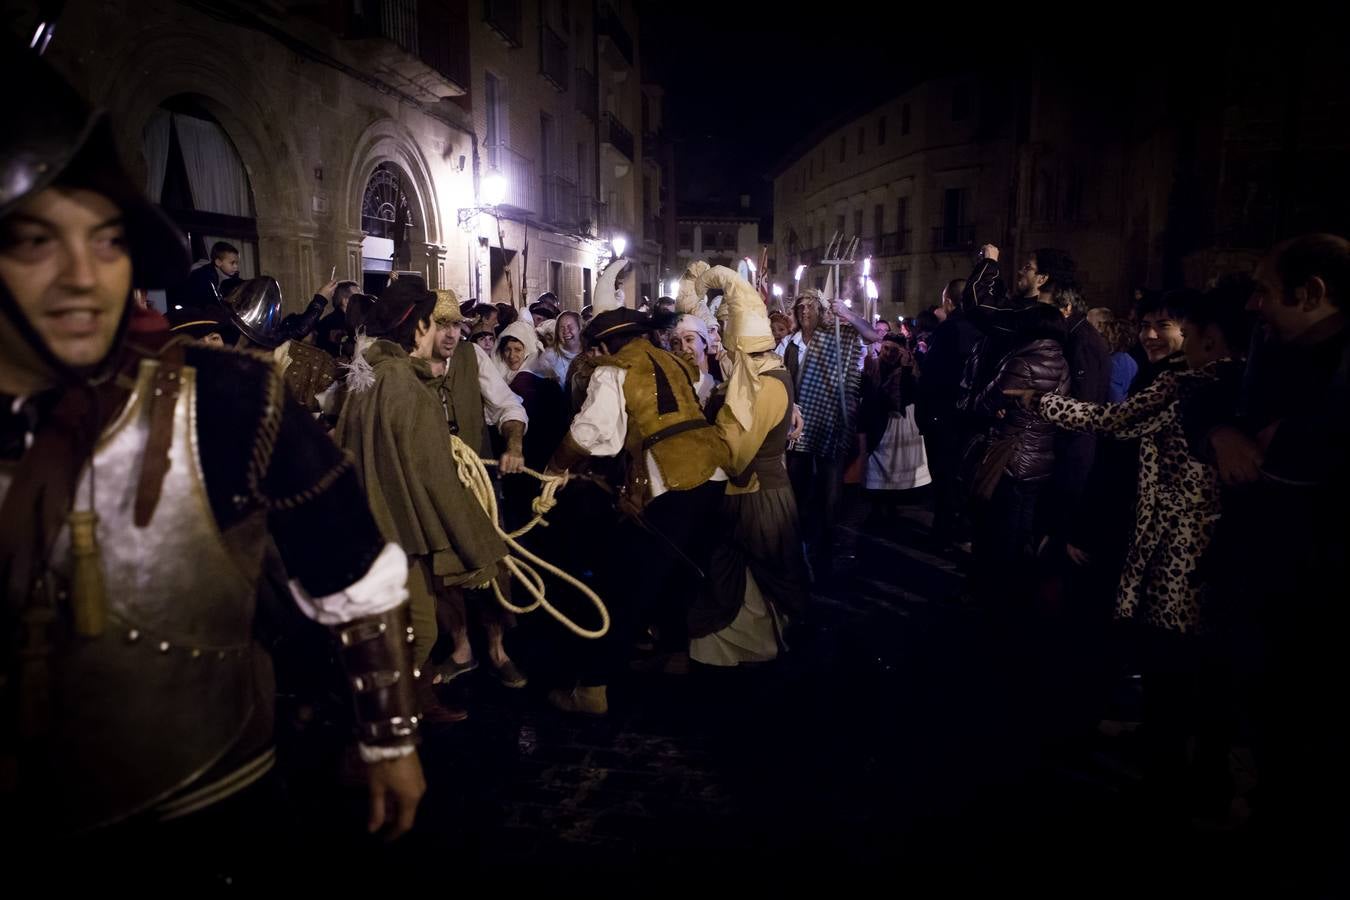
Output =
[{"x1": 691, "y1": 369, "x2": 810, "y2": 648}]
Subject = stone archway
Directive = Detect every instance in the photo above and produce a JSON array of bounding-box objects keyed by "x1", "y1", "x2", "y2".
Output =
[
  {"x1": 344, "y1": 118, "x2": 447, "y2": 291},
  {"x1": 93, "y1": 28, "x2": 310, "y2": 303}
]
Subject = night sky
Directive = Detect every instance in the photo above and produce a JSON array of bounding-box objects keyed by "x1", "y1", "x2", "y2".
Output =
[
  {"x1": 636, "y1": 10, "x2": 1250, "y2": 231},
  {"x1": 638, "y1": 4, "x2": 1001, "y2": 223}
]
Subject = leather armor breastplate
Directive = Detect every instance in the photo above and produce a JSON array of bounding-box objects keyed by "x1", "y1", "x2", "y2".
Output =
[{"x1": 3, "y1": 359, "x2": 265, "y2": 833}]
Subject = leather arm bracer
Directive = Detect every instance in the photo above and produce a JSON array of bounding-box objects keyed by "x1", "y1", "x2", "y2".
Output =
[{"x1": 331, "y1": 602, "x2": 421, "y2": 748}]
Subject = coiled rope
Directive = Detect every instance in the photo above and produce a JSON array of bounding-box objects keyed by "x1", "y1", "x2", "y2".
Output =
[{"x1": 448, "y1": 434, "x2": 609, "y2": 639}]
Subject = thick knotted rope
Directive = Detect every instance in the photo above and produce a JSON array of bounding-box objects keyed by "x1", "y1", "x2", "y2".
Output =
[{"x1": 447, "y1": 434, "x2": 609, "y2": 638}]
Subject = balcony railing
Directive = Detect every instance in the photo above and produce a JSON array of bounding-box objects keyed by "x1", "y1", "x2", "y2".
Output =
[
  {"x1": 540, "y1": 22, "x2": 569, "y2": 91},
  {"x1": 931, "y1": 223, "x2": 977, "y2": 252},
  {"x1": 345, "y1": 0, "x2": 470, "y2": 96},
  {"x1": 483, "y1": 0, "x2": 522, "y2": 47},
  {"x1": 543, "y1": 175, "x2": 579, "y2": 226},
  {"x1": 483, "y1": 143, "x2": 536, "y2": 214},
  {"x1": 575, "y1": 67, "x2": 598, "y2": 119},
  {"x1": 603, "y1": 113, "x2": 634, "y2": 162},
  {"x1": 876, "y1": 230, "x2": 911, "y2": 256}
]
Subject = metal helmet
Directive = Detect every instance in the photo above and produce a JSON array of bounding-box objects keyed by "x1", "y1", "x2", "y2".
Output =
[
  {"x1": 220, "y1": 276, "x2": 285, "y2": 348},
  {"x1": 0, "y1": 43, "x2": 188, "y2": 290},
  {"x1": 0, "y1": 36, "x2": 189, "y2": 387}
]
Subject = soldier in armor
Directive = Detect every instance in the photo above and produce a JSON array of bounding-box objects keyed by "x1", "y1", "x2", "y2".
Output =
[
  {"x1": 0, "y1": 49, "x2": 424, "y2": 859},
  {"x1": 544, "y1": 259, "x2": 729, "y2": 715}
]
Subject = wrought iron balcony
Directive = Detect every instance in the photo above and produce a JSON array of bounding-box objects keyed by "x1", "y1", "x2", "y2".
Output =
[
  {"x1": 344, "y1": 0, "x2": 470, "y2": 97},
  {"x1": 931, "y1": 223, "x2": 976, "y2": 252},
  {"x1": 603, "y1": 113, "x2": 634, "y2": 162}
]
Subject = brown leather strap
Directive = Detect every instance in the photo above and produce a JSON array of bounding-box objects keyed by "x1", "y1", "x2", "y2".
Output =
[
  {"x1": 0, "y1": 389, "x2": 95, "y2": 611},
  {"x1": 133, "y1": 342, "x2": 187, "y2": 527},
  {"x1": 640, "y1": 418, "x2": 712, "y2": 451}
]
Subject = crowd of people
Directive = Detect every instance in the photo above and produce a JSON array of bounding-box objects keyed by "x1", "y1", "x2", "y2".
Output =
[{"x1": 2, "y1": 48, "x2": 1347, "y2": 890}]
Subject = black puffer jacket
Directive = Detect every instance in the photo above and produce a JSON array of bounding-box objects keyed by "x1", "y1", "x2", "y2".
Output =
[
  {"x1": 955, "y1": 257, "x2": 1036, "y2": 415},
  {"x1": 975, "y1": 311, "x2": 1070, "y2": 481}
]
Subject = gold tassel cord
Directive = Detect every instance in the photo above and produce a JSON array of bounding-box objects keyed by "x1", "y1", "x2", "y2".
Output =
[
  {"x1": 67, "y1": 509, "x2": 107, "y2": 638},
  {"x1": 447, "y1": 434, "x2": 609, "y2": 639}
]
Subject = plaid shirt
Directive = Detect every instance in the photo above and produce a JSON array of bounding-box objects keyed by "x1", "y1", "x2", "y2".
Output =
[{"x1": 779, "y1": 323, "x2": 865, "y2": 458}]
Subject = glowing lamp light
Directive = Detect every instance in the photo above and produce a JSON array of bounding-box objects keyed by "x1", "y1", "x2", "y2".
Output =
[
  {"x1": 612, "y1": 236, "x2": 627, "y2": 258},
  {"x1": 794, "y1": 265, "x2": 806, "y2": 281},
  {"x1": 481, "y1": 173, "x2": 507, "y2": 206},
  {"x1": 863, "y1": 256, "x2": 872, "y2": 277},
  {"x1": 866, "y1": 278, "x2": 879, "y2": 300},
  {"x1": 744, "y1": 257, "x2": 757, "y2": 274},
  {"x1": 772, "y1": 284, "x2": 783, "y2": 297}
]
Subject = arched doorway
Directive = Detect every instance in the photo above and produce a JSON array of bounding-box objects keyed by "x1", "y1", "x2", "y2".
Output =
[
  {"x1": 142, "y1": 95, "x2": 259, "y2": 278},
  {"x1": 360, "y1": 161, "x2": 418, "y2": 295}
]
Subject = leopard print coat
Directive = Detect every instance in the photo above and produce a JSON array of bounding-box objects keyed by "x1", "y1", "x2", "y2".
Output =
[{"x1": 1038, "y1": 363, "x2": 1221, "y2": 634}]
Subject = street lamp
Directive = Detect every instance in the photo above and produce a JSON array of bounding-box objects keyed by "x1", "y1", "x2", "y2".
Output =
[
  {"x1": 481, "y1": 173, "x2": 507, "y2": 207},
  {"x1": 463, "y1": 173, "x2": 507, "y2": 305}
]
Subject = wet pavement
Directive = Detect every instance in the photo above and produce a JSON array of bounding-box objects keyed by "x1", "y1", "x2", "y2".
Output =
[{"x1": 280, "y1": 491, "x2": 1260, "y2": 892}]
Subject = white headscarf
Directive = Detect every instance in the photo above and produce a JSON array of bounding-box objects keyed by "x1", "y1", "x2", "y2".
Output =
[
  {"x1": 535, "y1": 316, "x2": 557, "y2": 349},
  {"x1": 699, "y1": 266, "x2": 778, "y2": 430},
  {"x1": 494, "y1": 318, "x2": 541, "y2": 380},
  {"x1": 674, "y1": 313, "x2": 710, "y2": 351}
]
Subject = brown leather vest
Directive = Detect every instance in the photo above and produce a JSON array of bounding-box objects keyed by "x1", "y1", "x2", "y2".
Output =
[{"x1": 604, "y1": 338, "x2": 726, "y2": 501}]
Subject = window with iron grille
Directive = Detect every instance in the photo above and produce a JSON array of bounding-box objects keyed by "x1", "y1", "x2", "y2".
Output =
[{"x1": 892, "y1": 269, "x2": 907, "y2": 304}]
